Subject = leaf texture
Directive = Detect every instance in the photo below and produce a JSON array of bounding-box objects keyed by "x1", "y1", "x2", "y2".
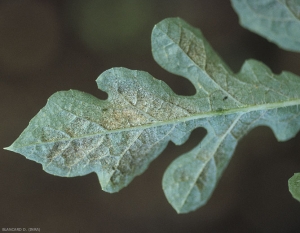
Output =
[
  {"x1": 5, "y1": 69, "x2": 202, "y2": 193},
  {"x1": 152, "y1": 18, "x2": 300, "y2": 213},
  {"x1": 231, "y1": 0, "x2": 300, "y2": 52},
  {"x1": 5, "y1": 18, "x2": 300, "y2": 213}
]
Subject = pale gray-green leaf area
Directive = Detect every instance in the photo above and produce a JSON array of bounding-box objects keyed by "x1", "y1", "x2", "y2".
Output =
[
  {"x1": 231, "y1": 0, "x2": 300, "y2": 52},
  {"x1": 5, "y1": 18, "x2": 300, "y2": 213},
  {"x1": 289, "y1": 173, "x2": 300, "y2": 202}
]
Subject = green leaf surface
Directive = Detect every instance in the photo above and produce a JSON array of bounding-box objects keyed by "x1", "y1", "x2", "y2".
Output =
[
  {"x1": 289, "y1": 173, "x2": 300, "y2": 202},
  {"x1": 231, "y1": 0, "x2": 300, "y2": 52},
  {"x1": 5, "y1": 18, "x2": 300, "y2": 213},
  {"x1": 152, "y1": 18, "x2": 300, "y2": 213}
]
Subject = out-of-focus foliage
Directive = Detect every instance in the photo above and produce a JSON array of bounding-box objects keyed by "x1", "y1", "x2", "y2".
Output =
[
  {"x1": 289, "y1": 173, "x2": 300, "y2": 202},
  {"x1": 65, "y1": 0, "x2": 153, "y2": 53},
  {"x1": 231, "y1": 0, "x2": 300, "y2": 52}
]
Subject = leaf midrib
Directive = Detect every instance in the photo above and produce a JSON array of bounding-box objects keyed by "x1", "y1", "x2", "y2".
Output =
[{"x1": 6, "y1": 98, "x2": 300, "y2": 149}]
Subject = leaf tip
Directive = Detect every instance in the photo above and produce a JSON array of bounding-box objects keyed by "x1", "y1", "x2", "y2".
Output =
[
  {"x1": 4, "y1": 142, "x2": 20, "y2": 154},
  {"x1": 3, "y1": 146, "x2": 13, "y2": 151}
]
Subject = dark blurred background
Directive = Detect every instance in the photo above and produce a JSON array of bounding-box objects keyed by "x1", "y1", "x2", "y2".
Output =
[{"x1": 1, "y1": 0, "x2": 300, "y2": 232}]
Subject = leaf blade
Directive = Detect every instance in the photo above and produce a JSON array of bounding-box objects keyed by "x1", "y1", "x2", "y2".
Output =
[
  {"x1": 152, "y1": 18, "x2": 300, "y2": 213},
  {"x1": 5, "y1": 18, "x2": 300, "y2": 213},
  {"x1": 6, "y1": 68, "x2": 203, "y2": 193}
]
